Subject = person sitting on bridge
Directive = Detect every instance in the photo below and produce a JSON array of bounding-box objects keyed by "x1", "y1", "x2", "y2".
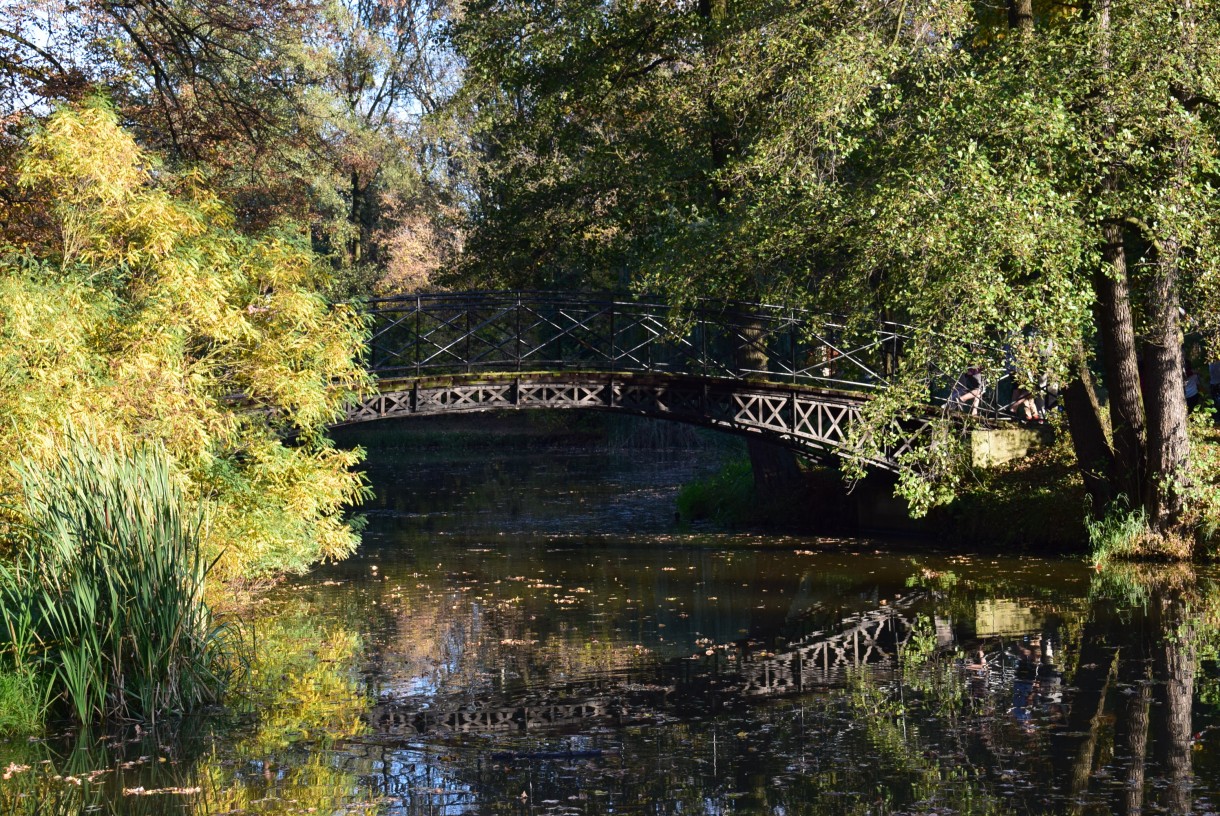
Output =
[
  {"x1": 949, "y1": 366, "x2": 985, "y2": 416},
  {"x1": 1009, "y1": 384, "x2": 1041, "y2": 421}
]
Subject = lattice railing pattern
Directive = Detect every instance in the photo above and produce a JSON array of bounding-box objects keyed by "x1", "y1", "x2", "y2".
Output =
[
  {"x1": 365, "y1": 593, "x2": 925, "y2": 736},
  {"x1": 365, "y1": 291, "x2": 1014, "y2": 414}
]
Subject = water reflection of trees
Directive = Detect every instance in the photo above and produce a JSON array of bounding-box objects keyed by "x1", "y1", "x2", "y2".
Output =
[
  {"x1": 909, "y1": 562, "x2": 1213, "y2": 816},
  {"x1": 5, "y1": 558, "x2": 1220, "y2": 815},
  {"x1": 0, "y1": 600, "x2": 374, "y2": 816},
  {"x1": 1070, "y1": 564, "x2": 1203, "y2": 816},
  {"x1": 351, "y1": 558, "x2": 1220, "y2": 815}
]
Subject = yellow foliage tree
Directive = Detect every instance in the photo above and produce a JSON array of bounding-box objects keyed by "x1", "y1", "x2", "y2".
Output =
[{"x1": 1, "y1": 98, "x2": 372, "y2": 581}]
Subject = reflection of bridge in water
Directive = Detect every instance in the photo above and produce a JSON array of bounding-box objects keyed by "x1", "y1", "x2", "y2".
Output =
[
  {"x1": 368, "y1": 594, "x2": 922, "y2": 736},
  {"x1": 341, "y1": 292, "x2": 1020, "y2": 470}
]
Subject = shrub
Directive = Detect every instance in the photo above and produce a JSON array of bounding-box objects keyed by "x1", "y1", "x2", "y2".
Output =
[
  {"x1": 1088, "y1": 500, "x2": 1161, "y2": 563},
  {"x1": 1, "y1": 99, "x2": 371, "y2": 582},
  {"x1": 677, "y1": 458, "x2": 756, "y2": 524}
]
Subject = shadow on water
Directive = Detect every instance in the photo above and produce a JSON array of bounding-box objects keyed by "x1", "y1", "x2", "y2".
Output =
[{"x1": 4, "y1": 421, "x2": 1220, "y2": 814}]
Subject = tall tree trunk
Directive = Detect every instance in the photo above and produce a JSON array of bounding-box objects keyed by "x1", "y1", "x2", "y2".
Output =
[
  {"x1": 1091, "y1": 0, "x2": 1147, "y2": 510},
  {"x1": 1007, "y1": 0, "x2": 1033, "y2": 35},
  {"x1": 1141, "y1": 237, "x2": 1189, "y2": 530},
  {"x1": 1094, "y1": 242, "x2": 1147, "y2": 506},
  {"x1": 1139, "y1": 0, "x2": 1196, "y2": 532}
]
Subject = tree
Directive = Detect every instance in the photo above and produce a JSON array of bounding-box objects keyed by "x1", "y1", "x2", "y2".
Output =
[
  {"x1": 308, "y1": 0, "x2": 464, "y2": 292},
  {"x1": 2, "y1": 99, "x2": 371, "y2": 581},
  {"x1": 2, "y1": 0, "x2": 465, "y2": 298},
  {"x1": 448, "y1": 0, "x2": 709, "y2": 290},
  {"x1": 646, "y1": 0, "x2": 1220, "y2": 548}
]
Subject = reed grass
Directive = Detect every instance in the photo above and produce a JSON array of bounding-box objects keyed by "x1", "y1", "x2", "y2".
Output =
[
  {"x1": 0, "y1": 433, "x2": 233, "y2": 724},
  {"x1": 0, "y1": 668, "x2": 44, "y2": 734}
]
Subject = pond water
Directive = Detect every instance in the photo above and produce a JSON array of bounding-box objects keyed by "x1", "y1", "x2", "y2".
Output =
[{"x1": 4, "y1": 419, "x2": 1220, "y2": 815}]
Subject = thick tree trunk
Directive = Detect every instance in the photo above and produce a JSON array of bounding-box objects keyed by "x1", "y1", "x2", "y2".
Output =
[
  {"x1": 1094, "y1": 237, "x2": 1147, "y2": 506},
  {"x1": 1007, "y1": 0, "x2": 1033, "y2": 35},
  {"x1": 1141, "y1": 240, "x2": 1189, "y2": 530},
  {"x1": 1084, "y1": 0, "x2": 1155, "y2": 522},
  {"x1": 1139, "y1": 0, "x2": 1195, "y2": 532}
]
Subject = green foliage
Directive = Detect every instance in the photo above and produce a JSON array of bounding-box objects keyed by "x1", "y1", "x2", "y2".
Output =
[
  {"x1": 449, "y1": 0, "x2": 713, "y2": 290},
  {"x1": 1, "y1": 100, "x2": 371, "y2": 581},
  {"x1": 452, "y1": 0, "x2": 1220, "y2": 544},
  {"x1": 0, "y1": 669, "x2": 45, "y2": 735},
  {"x1": 946, "y1": 440, "x2": 1089, "y2": 549},
  {"x1": 1185, "y1": 410, "x2": 1220, "y2": 546},
  {"x1": 1086, "y1": 501, "x2": 1152, "y2": 566},
  {"x1": 0, "y1": 432, "x2": 233, "y2": 723},
  {"x1": 676, "y1": 458, "x2": 756, "y2": 525}
]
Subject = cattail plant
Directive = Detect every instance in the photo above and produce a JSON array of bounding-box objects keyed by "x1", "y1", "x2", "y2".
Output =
[{"x1": 0, "y1": 432, "x2": 234, "y2": 724}]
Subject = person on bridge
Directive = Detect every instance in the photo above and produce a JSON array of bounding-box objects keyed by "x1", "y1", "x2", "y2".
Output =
[
  {"x1": 1009, "y1": 384, "x2": 1041, "y2": 421},
  {"x1": 1185, "y1": 364, "x2": 1201, "y2": 411},
  {"x1": 949, "y1": 366, "x2": 985, "y2": 415}
]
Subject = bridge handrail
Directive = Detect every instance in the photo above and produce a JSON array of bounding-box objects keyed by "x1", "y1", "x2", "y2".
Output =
[{"x1": 360, "y1": 290, "x2": 1019, "y2": 419}]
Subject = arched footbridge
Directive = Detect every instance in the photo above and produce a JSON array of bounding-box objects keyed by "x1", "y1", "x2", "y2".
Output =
[{"x1": 340, "y1": 292, "x2": 1013, "y2": 471}]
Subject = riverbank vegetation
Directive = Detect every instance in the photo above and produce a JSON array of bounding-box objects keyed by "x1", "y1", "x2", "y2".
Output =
[
  {"x1": 1, "y1": 0, "x2": 1220, "y2": 746},
  {"x1": 0, "y1": 434, "x2": 230, "y2": 726},
  {"x1": 0, "y1": 101, "x2": 370, "y2": 583},
  {"x1": 0, "y1": 101, "x2": 371, "y2": 730}
]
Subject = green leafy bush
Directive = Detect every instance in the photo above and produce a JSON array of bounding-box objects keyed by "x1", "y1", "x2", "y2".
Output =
[
  {"x1": 1, "y1": 99, "x2": 371, "y2": 582},
  {"x1": 677, "y1": 458, "x2": 756, "y2": 525}
]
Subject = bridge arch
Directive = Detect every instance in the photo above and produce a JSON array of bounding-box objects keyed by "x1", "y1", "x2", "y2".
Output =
[
  {"x1": 336, "y1": 371, "x2": 902, "y2": 469},
  {"x1": 340, "y1": 291, "x2": 1007, "y2": 470}
]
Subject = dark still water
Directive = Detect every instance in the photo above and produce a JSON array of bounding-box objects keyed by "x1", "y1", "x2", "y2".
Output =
[{"x1": 4, "y1": 419, "x2": 1220, "y2": 815}]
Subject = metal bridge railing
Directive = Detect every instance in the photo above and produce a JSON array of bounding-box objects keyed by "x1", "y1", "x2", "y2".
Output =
[{"x1": 362, "y1": 291, "x2": 1022, "y2": 419}]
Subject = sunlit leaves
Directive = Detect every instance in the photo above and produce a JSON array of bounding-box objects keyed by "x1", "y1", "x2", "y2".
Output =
[{"x1": 0, "y1": 100, "x2": 371, "y2": 581}]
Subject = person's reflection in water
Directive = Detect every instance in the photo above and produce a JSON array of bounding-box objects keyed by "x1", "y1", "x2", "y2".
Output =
[{"x1": 1009, "y1": 635, "x2": 1062, "y2": 733}]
